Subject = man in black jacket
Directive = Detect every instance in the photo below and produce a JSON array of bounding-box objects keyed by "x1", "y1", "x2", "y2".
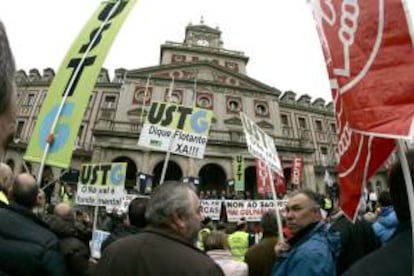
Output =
[
  {"x1": 330, "y1": 195, "x2": 380, "y2": 274},
  {"x1": 92, "y1": 181, "x2": 224, "y2": 276},
  {"x1": 45, "y1": 203, "x2": 91, "y2": 276},
  {"x1": 101, "y1": 196, "x2": 149, "y2": 250},
  {"x1": 0, "y1": 173, "x2": 67, "y2": 275},
  {"x1": 344, "y1": 150, "x2": 414, "y2": 275}
]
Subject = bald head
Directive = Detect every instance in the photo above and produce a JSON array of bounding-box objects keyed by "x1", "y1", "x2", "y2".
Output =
[
  {"x1": 0, "y1": 162, "x2": 13, "y2": 193},
  {"x1": 0, "y1": 21, "x2": 17, "y2": 157},
  {"x1": 54, "y1": 203, "x2": 73, "y2": 220},
  {"x1": 12, "y1": 173, "x2": 38, "y2": 208}
]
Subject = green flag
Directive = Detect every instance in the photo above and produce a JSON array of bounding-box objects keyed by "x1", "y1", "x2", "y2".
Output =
[
  {"x1": 24, "y1": 0, "x2": 137, "y2": 168},
  {"x1": 233, "y1": 155, "x2": 245, "y2": 191}
]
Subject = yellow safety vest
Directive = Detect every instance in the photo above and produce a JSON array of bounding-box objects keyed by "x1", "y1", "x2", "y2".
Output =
[
  {"x1": 0, "y1": 191, "x2": 9, "y2": 205},
  {"x1": 197, "y1": 228, "x2": 211, "y2": 251},
  {"x1": 228, "y1": 231, "x2": 249, "y2": 261},
  {"x1": 324, "y1": 198, "x2": 333, "y2": 210},
  {"x1": 60, "y1": 186, "x2": 72, "y2": 205}
]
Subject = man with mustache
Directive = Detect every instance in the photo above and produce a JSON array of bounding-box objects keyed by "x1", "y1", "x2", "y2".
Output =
[{"x1": 271, "y1": 190, "x2": 340, "y2": 276}]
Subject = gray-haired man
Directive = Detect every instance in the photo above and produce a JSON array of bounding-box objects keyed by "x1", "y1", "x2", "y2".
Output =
[{"x1": 93, "y1": 181, "x2": 224, "y2": 276}]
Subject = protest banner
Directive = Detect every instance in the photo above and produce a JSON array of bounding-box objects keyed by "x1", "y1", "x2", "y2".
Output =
[
  {"x1": 90, "y1": 230, "x2": 110, "y2": 259},
  {"x1": 200, "y1": 200, "x2": 222, "y2": 221},
  {"x1": 240, "y1": 112, "x2": 285, "y2": 240},
  {"x1": 233, "y1": 155, "x2": 245, "y2": 191},
  {"x1": 24, "y1": 0, "x2": 137, "y2": 169},
  {"x1": 76, "y1": 162, "x2": 126, "y2": 208},
  {"x1": 291, "y1": 156, "x2": 303, "y2": 187},
  {"x1": 225, "y1": 200, "x2": 288, "y2": 222},
  {"x1": 137, "y1": 101, "x2": 213, "y2": 159},
  {"x1": 240, "y1": 112, "x2": 283, "y2": 175}
]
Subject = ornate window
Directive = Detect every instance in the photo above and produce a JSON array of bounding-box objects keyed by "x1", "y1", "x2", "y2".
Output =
[
  {"x1": 171, "y1": 54, "x2": 186, "y2": 63},
  {"x1": 254, "y1": 101, "x2": 269, "y2": 117},
  {"x1": 225, "y1": 61, "x2": 239, "y2": 72},
  {"x1": 226, "y1": 96, "x2": 242, "y2": 113},
  {"x1": 196, "y1": 93, "x2": 213, "y2": 109},
  {"x1": 165, "y1": 89, "x2": 183, "y2": 104},
  {"x1": 103, "y1": 95, "x2": 116, "y2": 109},
  {"x1": 315, "y1": 120, "x2": 323, "y2": 132},
  {"x1": 281, "y1": 114, "x2": 289, "y2": 126},
  {"x1": 133, "y1": 87, "x2": 152, "y2": 105},
  {"x1": 298, "y1": 117, "x2": 307, "y2": 128}
]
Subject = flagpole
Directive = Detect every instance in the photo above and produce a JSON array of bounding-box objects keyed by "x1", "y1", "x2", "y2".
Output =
[
  {"x1": 139, "y1": 74, "x2": 151, "y2": 127},
  {"x1": 188, "y1": 70, "x2": 198, "y2": 181},
  {"x1": 267, "y1": 165, "x2": 285, "y2": 243},
  {"x1": 159, "y1": 77, "x2": 175, "y2": 185},
  {"x1": 36, "y1": 0, "x2": 122, "y2": 186},
  {"x1": 396, "y1": 139, "x2": 414, "y2": 276}
]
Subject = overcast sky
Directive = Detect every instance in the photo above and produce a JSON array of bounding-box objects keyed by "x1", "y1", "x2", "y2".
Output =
[{"x1": 1, "y1": 1, "x2": 414, "y2": 102}]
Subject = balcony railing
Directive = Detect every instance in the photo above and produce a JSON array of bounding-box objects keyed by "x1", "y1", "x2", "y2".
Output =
[
  {"x1": 94, "y1": 119, "x2": 315, "y2": 152},
  {"x1": 164, "y1": 41, "x2": 245, "y2": 57}
]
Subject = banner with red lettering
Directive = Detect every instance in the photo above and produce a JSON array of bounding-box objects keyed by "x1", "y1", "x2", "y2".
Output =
[
  {"x1": 291, "y1": 157, "x2": 303, "y2": 187},
  {"x1": 256, "y1": 159, "x2": 270, "y2": 195},
  {"x1": 274, "y1": 172, "x2": 287, "y2": 197},
  {"x1": 256, "y1": 159, "x2": 286, "y2": 196},
  {"x1": 310, "y1": 0, "x2": 414, "y2": 219}
]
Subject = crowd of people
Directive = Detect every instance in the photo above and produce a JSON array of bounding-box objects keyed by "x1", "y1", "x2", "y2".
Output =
[{"x1": 0, "y1": 19, "x2": 414, "y2": 276}]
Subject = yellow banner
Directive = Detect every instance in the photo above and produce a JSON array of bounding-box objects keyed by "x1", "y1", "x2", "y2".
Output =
[{"x1": 24, "y1": 0, "x2": 137, "y2": 168}]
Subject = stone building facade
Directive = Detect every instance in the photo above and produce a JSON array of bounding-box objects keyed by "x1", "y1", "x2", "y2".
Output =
[{"x1": 5, "y1": 21, "x2": 388, "y2": 196}]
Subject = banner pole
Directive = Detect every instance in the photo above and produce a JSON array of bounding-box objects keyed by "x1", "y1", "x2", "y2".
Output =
[
  {"x1": 159, "y1": 77, "x2": 175, "y2": 185},
  {"x1": 139, "y1": 74, "x2": 151, "y2": 127},
  {"x1": 35, "y1": 0, "x2": 123, "y2": 187},
  {"x1": 92, "y1": 205, "x2": 99, "y2": 233},
  {"x1": 396, "y1": 139, "x2": 414, "y2": 276},
  {"x1": 267, "y1": 165, "x2": 284, "y2": 243}
]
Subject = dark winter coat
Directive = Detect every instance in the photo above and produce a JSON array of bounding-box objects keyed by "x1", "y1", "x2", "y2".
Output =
[
  {"x1": 331, "y1": 211, "x2": 380, "y2": 275},
  {"x1": 344, "y1": 222, "x2": 411, "y2": 276},
  {"x1": 100, "y1": 224, "x2": 140, "y2": 251},
  {"x1": 0, "y1": 203, "x2": 67, "y2": 276},
  {"x1": 45, "y1": 215, "x2": 90, "y2": 276},
  {"x1": 245, "y1": 236, "x2": 278, "y2": 276},
  {"x1": 92, "y1": 226, "x2": 225, "y2": 276}
]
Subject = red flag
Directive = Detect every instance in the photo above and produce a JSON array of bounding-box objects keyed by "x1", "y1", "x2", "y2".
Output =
[
  {"x1": 274, "y1": 171, "x2": 287, "y2": 196},
  {"x1": 310, "y1": 0, "x2": 414, "y2": 219},
  {"x1": 256, "y1": 159, "x2": 269, "y2": 195},
  {"x1": 256, "y1": 159, "x2": 286, "y2": 197},
  {"x1": 291, "y1": 156, "x2": 303, "y2": 187}
]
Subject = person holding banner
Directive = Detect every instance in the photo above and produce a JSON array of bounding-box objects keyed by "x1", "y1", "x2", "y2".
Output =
[
  {"x1": 271, "y1": 190, "x2": 340, "y2": 276},
  {"x1": 92, "y1": 181, "x2": 224, "y2": 276},
  {"x1": 344, "y1": 151, "x2": 414, "y2": 276}
]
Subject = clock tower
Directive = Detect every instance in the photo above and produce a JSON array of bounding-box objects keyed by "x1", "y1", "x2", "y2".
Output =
[
  {"x1": 159, "y1": 17, "x2": 249, "y2": 73},
  {"x1": 184, "y1": 17, "x2": 222, "y2": 48}
]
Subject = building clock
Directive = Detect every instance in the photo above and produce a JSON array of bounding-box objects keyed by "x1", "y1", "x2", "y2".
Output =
[{"x1": 196, "y1": 39, "x2": 209, "y2": 46}]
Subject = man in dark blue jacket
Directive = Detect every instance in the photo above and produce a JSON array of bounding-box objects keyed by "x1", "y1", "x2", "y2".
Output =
[
  {"x1": 272, "y1": 190, "x2": 340, "y2": 276},
  {"x1": 0, "y1": 173, "x2": 67, "y2": 275}
]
